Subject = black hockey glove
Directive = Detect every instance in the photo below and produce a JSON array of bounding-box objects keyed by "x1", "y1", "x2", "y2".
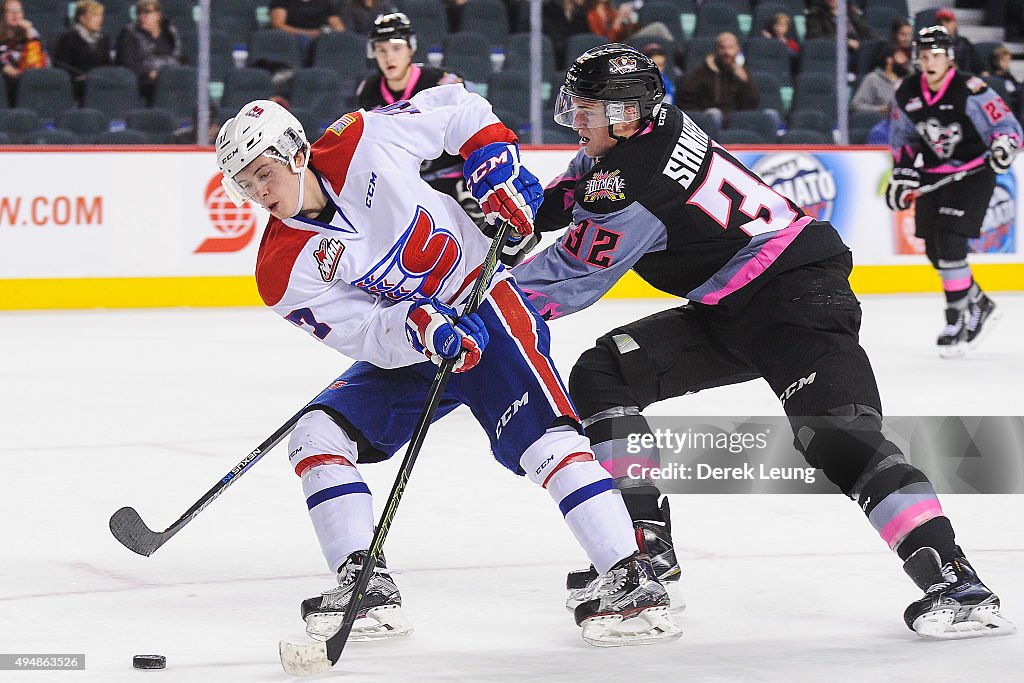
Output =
[
  {"x1": 988, "y1": 135, "x2": 1019, "y2": 174},
  {"x1": 884, "y1": 167, "x2": 920, "y2": 211},
  {"x1": 481, "y1": 221, "x2": 540, "y2": 266}
]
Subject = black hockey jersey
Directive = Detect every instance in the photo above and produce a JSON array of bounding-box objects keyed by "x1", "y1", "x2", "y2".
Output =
[
  {"x1": 357, "y1": 65, "x2": 464, "y2": 179},
  {"x1": 890, "y1": 69, "x2": 1022, "y2": 175},
  {"x1": 515, "y1": 105, "x2": 848, "y2": 318}
]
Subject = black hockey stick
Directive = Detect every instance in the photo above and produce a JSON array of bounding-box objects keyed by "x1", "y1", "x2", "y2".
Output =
[
  {"x1": 913, "y1": 165, "x2": 987, "y2": 198},
  {"x1": 109, "y1": 396, "x2": 319, "y2": 556},
  {"x1": 278, "y1": 219, "x2": 513, "y2": 677}
]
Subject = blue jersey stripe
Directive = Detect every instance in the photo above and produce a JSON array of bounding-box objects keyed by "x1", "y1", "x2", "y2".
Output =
[
  {"x1": 306, "y1": 482, "x2": 371, "y2": 510},
  {"x1": 558, "y1": 478, "x2": 615, "y2": 516}
]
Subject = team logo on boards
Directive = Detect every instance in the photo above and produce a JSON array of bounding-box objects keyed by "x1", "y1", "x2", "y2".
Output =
[
  {"x1": 583, "y1": 170, "x2": 626, "y2": 202},
  {"x1": 751, "y1": 153, "x2": 836, "y2": 222},
  {"x1": 195, "y1": 174, "x2": 259, "y2": 253}
]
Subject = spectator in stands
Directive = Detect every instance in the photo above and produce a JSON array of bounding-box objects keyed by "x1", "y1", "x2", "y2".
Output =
[
  {"x1": 889, "y1": 19, "x2": 912, "y2": 71},
  {"x1": 851, "y1": 44, "x2": 904, "y2": 116},
  {"x1": 678, "y1": 31, "x2": 759, "y2": 130},
  {"x1": 934, "y1": 8, "x2": 982, "y2": 75},
  {"x1": 53, "y1": 0, "x2": 113, "y2": 105},
  {"x1": 805, "y1": 0, "x2": 878, "y2": 60},
  {"x1": 542, "y1": 0, "x2": 589, "y2": 69},
  {"x1": 0, "y1": 0, "x2": 49, "y2": 106},
  {"x1": 641, "y1": 42, "x2": 676, "y2": 106},
  {"x1": 587, "y1": 0, "x2": 636, "y2": 42},
  {"x1": 116, "y1": 0, "x2": 183, "y2": 105},
  {"x1": 761, "y1": 11, "x2": 799, "y2": 58},
  {"x1": 270, "y1": 0, "x2": 344, "y2": 64},
  {"x1": 983, "y1": 44, "x2": 1022, "y2": 113},
  {"x1": 338, "y1": 0, "x2": 395, "y2": 37}
]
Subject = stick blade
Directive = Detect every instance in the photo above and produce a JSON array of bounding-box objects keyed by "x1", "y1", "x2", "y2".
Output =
[
  {"x1": 279, "y1": 639, "x2": 333, "y2": 677},
  {"x1": 109, "y1": 507, "x2": 164, "y2": 556}
]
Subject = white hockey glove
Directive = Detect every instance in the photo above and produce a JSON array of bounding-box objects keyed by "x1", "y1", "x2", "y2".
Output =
[
  {"x1": 405, "y1": 299, "x2": 489, "y2": 373},
  {"x1": 988, "y1": 135, "x2": 1019, "y2": 174},
  {"x1": 464, "y1": 142, "x2": 543, "y2": 237},
  {"x1": 884, "y1": 167, "x2": 920, "y2": 211}
]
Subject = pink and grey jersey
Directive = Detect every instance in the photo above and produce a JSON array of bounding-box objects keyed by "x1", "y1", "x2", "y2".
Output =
[
  {"x1": 255, "y1": 84, "x2": 517, "y2": 368},
  {"x1": 515, "y1": 106, "x2": 848, "y2": 317},
  {"x1": 890, "y1": 69, "x2": 1023, "y2": 175}
]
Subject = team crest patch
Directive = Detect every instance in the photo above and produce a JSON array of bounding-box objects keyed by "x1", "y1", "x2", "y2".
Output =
[
  {"x1": 246, "y1": 105, "x2": 264, "y2": 118},
  {"x1": 314, "y1": 238, "x2": 345, "y2": 281},
  {"x1": 328, "y1": 113, "x2": 358, "y2": 135},
  {"x1": 608, "y1": 56, "x2": 637, "y2": 74},
  {"x1": 966, "y1": 76, "x2": 986, "y2": 93},
  {"x1": 583, "y1": 170, "x2": 627, "y2": 202},
  {"x1": 906, "y1": 97, "x2": 922, "y2": 112}
]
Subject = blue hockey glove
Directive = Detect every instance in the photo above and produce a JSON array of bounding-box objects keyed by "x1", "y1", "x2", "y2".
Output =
[
  {"x1": 405, "y1": 299, "x2": 489, "y2": 373},
  {"x1": 884, "y1": 167, "x2": 920, "y2": 211},
  {"x1": 464, "y1": 142, "x2": 543, "y2": 237}
]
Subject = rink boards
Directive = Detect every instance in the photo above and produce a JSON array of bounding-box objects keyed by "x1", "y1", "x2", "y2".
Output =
[{"x1": 1, "y1": 145, "x2": 1021, "y2": 310}]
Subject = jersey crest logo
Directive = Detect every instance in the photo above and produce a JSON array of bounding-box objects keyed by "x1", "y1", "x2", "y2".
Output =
[
  {"x1": 314, "y1": 238, "x2": 345, "y2": 282},
  {"x1": 966, "y1": 76, "x2": 986, "y2": 93},
  {"x1": 915, "y1": 117, "x2": 963, "y2": 159},
  {"x1": 583, "y1": 170, "x2": 626, "y2": 202},
  {"x1": 353, "y1": 206, "x2": 462, "y2": 301},
  {"x1": 906, "y1": 97, "x2": 922, "y2": 112}
]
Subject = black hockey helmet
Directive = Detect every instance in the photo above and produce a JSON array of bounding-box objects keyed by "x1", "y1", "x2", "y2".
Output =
[
  {"x1": 553, "y1": 43, "x2": 665, "y2": 135},
  {"x1": 913, "y1": 25, "x2": 955, "y2": 60},
  {"x1": 367, "y1": 12, "x2": 416, "y2": 58}
]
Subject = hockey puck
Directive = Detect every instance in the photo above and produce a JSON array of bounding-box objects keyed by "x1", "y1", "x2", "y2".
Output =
[{"x1": 132, "y1": 655, "x2": 166, "y2": 670}]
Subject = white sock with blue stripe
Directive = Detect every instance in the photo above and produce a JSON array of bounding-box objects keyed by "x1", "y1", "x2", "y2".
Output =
[
  {"x1": 289, "y1": 411, "x2": 374, "y2": 573},
  {"x1": 521, "y1": 427, "x2": 638, "y2": 574}
]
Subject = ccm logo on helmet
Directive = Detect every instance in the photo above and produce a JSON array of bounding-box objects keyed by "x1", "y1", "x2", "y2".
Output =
[{"x1": 469, "y1": 150, "x2": 510, "y2": 185}]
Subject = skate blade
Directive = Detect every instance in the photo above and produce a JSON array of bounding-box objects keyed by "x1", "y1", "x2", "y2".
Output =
[
  {"x1": 581, "y1": 606, "x2": 683, "y2": 647},
  {"x1": 938, "y1": 342, "x2": 967, "y2": 359},
  {"x1": 305, "y1": 604, "x2": 414, "y2": 642},
  {"x1": 968, "y1": 309, "x2": 1003, "y2": 351},
  {"x1": 913, "y1": 605, "x2": 1018, "y2": 640}
]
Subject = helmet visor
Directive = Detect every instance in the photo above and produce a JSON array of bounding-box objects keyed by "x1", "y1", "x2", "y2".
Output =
[
  {"x1": 552, "y1": 88, "x2": 642, "y2": 129},
  {"x1": 221, "y1": 153, "x2": 282, "y2": 207}
]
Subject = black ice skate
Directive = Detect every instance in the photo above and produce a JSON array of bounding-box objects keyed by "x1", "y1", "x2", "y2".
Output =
[
  {"x1": 966, "y1": 293, "x2": 1001, "y2": 350},
  {"x1": 937, "y1": 308, "x2": 967, "y2": 358},
  {"x1": 566, "y1": 499, "x2": 682, "y2": 612},
  {"x1": 902, "y1": 547, "x2": 1016, "y2": 640},
  {"x1": 299, "y1": 550, "x2": 412, "y2": 641},
  {"x1": 573, "y1": 552, "x2": 681, "y2": 647}
]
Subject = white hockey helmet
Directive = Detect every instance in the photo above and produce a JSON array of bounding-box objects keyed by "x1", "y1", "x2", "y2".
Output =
[{"x1": 216, "y1": 99, "x2": 310, "y2": 207}]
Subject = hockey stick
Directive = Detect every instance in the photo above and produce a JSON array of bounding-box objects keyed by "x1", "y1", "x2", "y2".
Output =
[
  {"x1": 109, "y1": 396, "x2": 320, "y2": 556},
  {"x1": 279, "y1": 219, "x2": 513, "y2": 677},
  {"x1": 912, "y1": 165, "x2": 987, "y2": 198}
]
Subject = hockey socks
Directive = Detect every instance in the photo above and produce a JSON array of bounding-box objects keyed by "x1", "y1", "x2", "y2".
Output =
[
  {"x1": 289, "y1": 411, "x2": 374, "y2": 572},
  {"x1": 521, "y1": 427, "x2": 638, "y2": 574}
]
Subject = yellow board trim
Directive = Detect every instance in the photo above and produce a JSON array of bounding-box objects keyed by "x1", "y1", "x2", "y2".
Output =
[{"x1": 1, "y1": 264, "x2": 1022, "y2": 310}]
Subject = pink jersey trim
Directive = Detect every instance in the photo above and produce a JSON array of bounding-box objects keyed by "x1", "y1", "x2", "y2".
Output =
[
  {"x1": 921, "y1": 68, "x2": 956, "y2": 107},
  {"x1": 379, "y1": 65, "x2": 421, "y2": 105},
  {"x1": 699, "y1": 216, "x2": 812, "y2": 305},
  {"x1": 923, "y1": 155, "x2": 987, "y2": 175}
]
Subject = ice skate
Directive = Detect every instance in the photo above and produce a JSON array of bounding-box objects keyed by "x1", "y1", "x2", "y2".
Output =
[
  {"x1": 300, "y1": 551, "x2": 412, "y2": 641},
  {"x1": 936, "y1": 308, "x2": 967, "y2": 358},
  {"x1": 966, "y1": 294, "x2": 1001, "y2": 351},
  {"x1": 902, "y1": 547, "x2": 1016, "y2": 640},
  {"x1": 573, "y1": 552, "x2": 682, "y2": 647},
  {"x1": 567, "y1": 499, "x2": 683, "y2": 612}
]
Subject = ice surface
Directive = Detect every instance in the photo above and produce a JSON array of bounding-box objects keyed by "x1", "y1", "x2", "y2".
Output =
[{"x1": 1, "y1": 295, "x2": 1021, "y2": 681}]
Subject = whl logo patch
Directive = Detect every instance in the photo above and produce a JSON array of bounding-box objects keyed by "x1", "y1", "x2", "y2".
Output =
[{"x1": 314, "y1": 238, "x2": 345, "y2": 281}]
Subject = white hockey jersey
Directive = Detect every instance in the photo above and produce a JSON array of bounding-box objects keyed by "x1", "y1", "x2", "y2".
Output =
[{"x1": 254, "y1": 85, "x2": 517, "y2": 368}]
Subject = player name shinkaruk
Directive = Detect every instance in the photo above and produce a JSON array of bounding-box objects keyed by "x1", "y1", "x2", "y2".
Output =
[{"x1": 627, "y1": 462, "x2": 816, "y2": 483}]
